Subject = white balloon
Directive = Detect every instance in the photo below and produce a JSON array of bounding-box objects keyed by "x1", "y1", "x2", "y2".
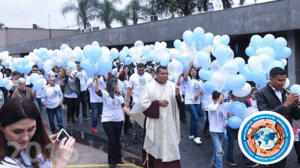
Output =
[
  {"x1": 284, "y1": 78, "x2": 290, "y2": 88},
  {"x1": 248, "y1": 56, "x2": 263, "y2": 71},
  {"x1": 211, "y1": 60, "x2": 222, "y2": 72},
  {"x1": 281, "y1": 59, "x2": 287, "y2": 67},
  {"x1": 233, "y1": 82, "x2": 251, "y2": 98},
  {"x1": 222, "y1": 60, "x2": 238, "y2": 76},
  {"x1": 243, "y1": 107, "x2": 259, "y2": 120},
  {"x1": 5, "y1": 80, "x2": 13, "y2": 90},
  {"x1": 168, "y1": 60, "x2": 183, "y2": 77},
  {"x1": 211, "y1": 72, "x2": 226, "y2": 92}
]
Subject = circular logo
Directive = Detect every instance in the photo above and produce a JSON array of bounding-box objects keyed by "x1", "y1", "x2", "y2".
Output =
[
  {"x1": 238, "y1": 111, "x2": 294, "y2": 165},
  {"x1": 139, "y1": 78, "x2": 146, "y2": 85},
  {"x1": 112, "y1": 98, "x2": 121, "y2": 107}
]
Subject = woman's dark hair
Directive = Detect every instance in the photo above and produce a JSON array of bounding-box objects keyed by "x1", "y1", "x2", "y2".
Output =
[
  {"x1": 12, "y1": 71, "x2": 20, "y2": 76},
  {"x1": 0, "y1": 98, "x2": 52, "y2": 168},
  {"x1": 106, "y1": 78, "x2": 120, "y2": 99},
  {"x1": 212, "y1": 91, "x2": 221, "y2": 101},
  {"x1": 189, "y1": 67, "x2": 200, "y2": 80},
  {"x1": 4, "y1": 69, "x2": 12, "y2": 75},
  {"x1": 118, "y1": 65, "x2": 131, "y2": 81}
]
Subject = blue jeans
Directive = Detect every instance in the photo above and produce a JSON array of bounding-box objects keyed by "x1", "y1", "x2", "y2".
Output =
[
  {"x1": 199, "y1": 104, "x2": 206, "y2": 128},
  {"x1": 35, "y1": 98, "x2": 42, "y2": 112},
  {"x1": 210, "y1": 132, "x2": 224, "y2": 168},
  {"x1": 46, "y1": 106, "x2": 64, "y2": 133},
  {"x1": 225, "y1": 126, "x2": 251, "y2": 163},
  {"x1": 91, "y1": 102, "x2": 103, "y2": 128},
  {"x1": 186, "y1": 104, "x2": 201, "y2": 137}
]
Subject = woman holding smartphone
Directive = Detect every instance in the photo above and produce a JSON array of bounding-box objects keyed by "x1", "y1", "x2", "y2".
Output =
[
  {"x1": 0, "y1": 98, "x2": 75, "y2": 168},
  {"x1": 95, "y1": 77, "x2": 131, "y2": 168}
]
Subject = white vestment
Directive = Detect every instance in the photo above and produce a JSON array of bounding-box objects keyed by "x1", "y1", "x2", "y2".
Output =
[{"x1": 130, "y1": 80, "x2": 181, "y2": 162}]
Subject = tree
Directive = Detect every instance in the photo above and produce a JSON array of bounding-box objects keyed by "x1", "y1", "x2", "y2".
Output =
[
  {"x1": 197, "y1": 0, "x2": 209, "y2": 12},
  {"x1": 221, "y1": 0, "x2": 232, "y2": 9},
  {"x1": 61, "y1": 0, "x2": 98, "y2": 29},
  {"x1": 155, "y1": 0, "x2": 197, "y2": 16},
  {"x1": 125, "y1": 0, "x2": 147, "y2": 25},
  {"x1": 94, "y1": 0, "x2": 119, "y2": 29},
  {"x1": 115, "y1": 10, "x2": 129, "y2": 26},
  {"x1": 0, "y1": 23, "x2": 4, "y2": 29}
]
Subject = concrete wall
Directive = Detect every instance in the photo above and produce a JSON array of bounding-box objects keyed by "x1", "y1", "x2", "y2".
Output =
[{"x1": 0, "y1": 28, "x2": 79, "y2": 47}]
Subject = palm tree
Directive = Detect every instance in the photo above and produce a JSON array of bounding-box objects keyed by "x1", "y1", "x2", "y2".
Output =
[
  {"x1": 61, "y1": 0, "x2": 98, "y2": 29},
  {"x1": 125, "y1": 0, "x2": 146, "y2": 25},
  {"x1": 0, "y1": 23, "x2": 4, "y2": 29},
  {"x1": 94, "y1": 0, "x2": 119, "y2": 29},
  {"x1": 115, "y1": 10, "x2": 130, "y2": 26},
  {"x1": 197, "y1": 0, "x2": 208, "y2": 12},
  {"x1": 221, "y1": 0, "x2": 232, "y2": 9}
]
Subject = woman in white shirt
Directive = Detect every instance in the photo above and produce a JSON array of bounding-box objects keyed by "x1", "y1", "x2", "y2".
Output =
[
  {"x1": 208, "y1": 91, "x2": 226, "y2": 168},
  {"x1": 0, "y1": 98, "x2": 75, "y2": 168},
  {"x1": 87, "y1": 75, "x2": 106, "y2": 133},
  {"x1": 95, "y1": 77, "x2": 130, "y2": 168},
  {"x1": 183, "y1": 62, "x2": 204, "y2": 144}
]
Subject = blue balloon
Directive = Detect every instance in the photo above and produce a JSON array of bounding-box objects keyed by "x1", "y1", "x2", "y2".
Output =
[
  {"x1": 198, "y1": 69, "x2": 212, "y2": 81},
  {"x1": 125, "y1": 57, "x2": 132, "y2": 65},
  {"x1": 276, "y1": 47, "x2": 292, "y2": 60},
  {"x1": 36, "y1": 48, "x2": 49, "y2": 61},
  {"x1": 245, "y1": 47, "x2": 255, "y2": 57},
  {"x1": 228, "y1": 116, "x2": 242, "y2": 129},
  {"x1": 83, "y1": 45, "x2": 102, "y2": 63},
  {"x1": 251, "y1": 70, "x2": 268, "y2": 87},
  {"x1": 250, "y1": 35, "x2": 263, "y2": 49},
  {"x1": 0, "y1": 79, "x2": 8, "y2": 87},
  {"x1": 274, "y1": 37, "x2": 287, "y2": 50},
  {"x1": 230, "y1": 101, "x2": 246, "y2": 118},
  {"x1": 202, "y1": 81, "x2": 215, "y2": 94},
  {"x1": 204, "y1": 32, "x2": 214, "y2": 46},
  {"x1": 98, "y1": 58, "x2": 112, "y2": 75},
  {"x1": 33, "y1": 79, "x2": 44, "y2": 90},
  {"x1": 110, "y1": 48, "x2": 119, "y2": 60},
  {"x1": 214, "y1": 45, "x2": 230, "y2": 65},
  {"x1": 290, "y1": 84, "x2": 300, "y2": 95},
  {"x1": 220, "y1": 35, "x2": 230, "y2": 45},
  {"x1": 173, "y1": 39, "x2": 182, "y2": 49},
  {"x1": 119, "y1": 50, "x2": 127, "y2": 62},
  {"x1": 193, "y1": 27, "x2": 205, "y2": 40},
  {"x1": 142, "y1": 47, "x2": 151, "y2": 57},
  {"x1": 160, "y1": 56, "x2": 170, "y2": 66},
  {"x1": 263, "y1": 34, "x2": 275, "y2": 47},
  {"x1": 183, "y1": 30, "x2": 193, "y2": 46},
  {"x1": 226, "y1": 75, "x2": 246, "y2": 91},
  {"x1": 197, "y1": 52, "x2": 211, "y2": 70}
]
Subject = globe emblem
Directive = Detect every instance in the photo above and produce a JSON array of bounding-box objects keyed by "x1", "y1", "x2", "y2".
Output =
[
  {"x1": 254, "y1": 127, "x2": 278, "y2": 150},
  {"x1": 247, "y1": 119, "x2": 285, "y2": 157}
]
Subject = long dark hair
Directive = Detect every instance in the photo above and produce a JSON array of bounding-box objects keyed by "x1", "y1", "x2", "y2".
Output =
[
  {"x1": 0, "y1": 98, "x2": 52, "y2": 168},
  {"x1": 189, "y1": 67, "x2": 200, "y2": 80},
  {"x1": 106, "y1": 78, "x2": 120, "y2": 99}
]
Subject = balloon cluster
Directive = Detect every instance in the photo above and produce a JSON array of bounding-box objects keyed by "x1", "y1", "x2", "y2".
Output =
[
  {"x1": 242, "y1": 34, "x2": 291, "y2": 88},
  {"x1": 227, "y1": 101, "x2": 259, "y2": 129}
]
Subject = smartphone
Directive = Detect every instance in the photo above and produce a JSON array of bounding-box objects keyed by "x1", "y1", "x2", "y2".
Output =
[{"x1": 56, "y1": 129, "x2": 70, "y2": 142}]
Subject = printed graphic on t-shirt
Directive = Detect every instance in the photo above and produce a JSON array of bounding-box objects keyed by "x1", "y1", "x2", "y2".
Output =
[
  {"x1": 193, "y1": 83, "x2": 201, "y2": 92},
  {"x1": 112, "y1": 98, "x2": 121, "y2": 108},
  {"x1": 139, "y1": 78, "x2": 146, "y2": 85}
]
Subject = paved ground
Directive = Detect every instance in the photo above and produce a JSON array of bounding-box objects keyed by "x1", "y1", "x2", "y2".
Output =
[{"x1": 40, "y1": 106, "x2": 300, "y2": 168}]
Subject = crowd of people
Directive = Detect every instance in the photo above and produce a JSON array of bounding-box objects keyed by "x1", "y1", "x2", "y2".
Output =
[{"x1": 0, "y1": 60, "x2": 299, "y2": 168}]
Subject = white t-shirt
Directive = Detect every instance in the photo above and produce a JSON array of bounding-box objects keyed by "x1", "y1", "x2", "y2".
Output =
[
  {"x1": 200, "y1": 93, "x2": 212, "y2": 110},
  {"x1": 41, "y1": 84, "x2": 63, "y2": 109},
  {"x1": 73, "y1": 69, "x2": 88, "y2": 91},
  {"x1": 87, "y1": 77, "x2": 106, "y2": 103},
  {"x1": 0, "y1": 150, "x2": 52, "y2": 168},
  {"x1": 208, "y1": 103, "x2": 227, "y2": 133},
  {"x1": 184, "y1": 77, "x2": 203, "y2": 104},
  {"x1": 101, "y1": 90, "x2": 125, "y2": 123},
  {"x1": 128, "y1": 72, "x2": 152, "y2": 103}
]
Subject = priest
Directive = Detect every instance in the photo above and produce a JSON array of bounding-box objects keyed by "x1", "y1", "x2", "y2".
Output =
[{"x1": 130, "y1": 66, "x2": 181, "y2": 168}]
